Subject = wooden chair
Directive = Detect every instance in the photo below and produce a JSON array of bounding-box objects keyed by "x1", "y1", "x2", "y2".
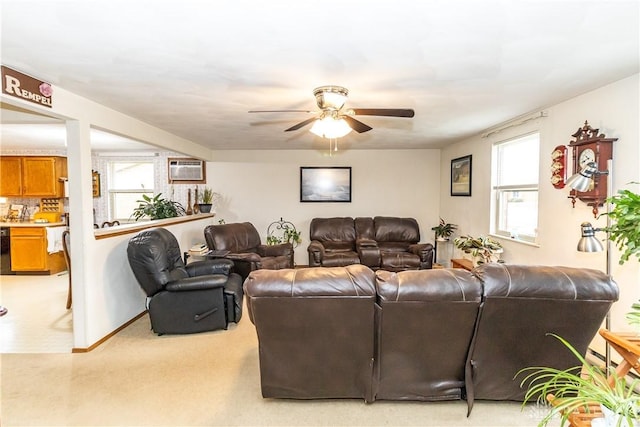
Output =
[
  {"x1": 62, "y1": 230, "x2": 72, "y2": 309},
  {"x1": 547, "y1": 394, "x2": 602, "y2": 427}
]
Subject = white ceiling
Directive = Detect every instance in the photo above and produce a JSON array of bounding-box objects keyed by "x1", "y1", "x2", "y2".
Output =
[{"x1": 1, "y1": 0, "x2": 638, "y2": 152}]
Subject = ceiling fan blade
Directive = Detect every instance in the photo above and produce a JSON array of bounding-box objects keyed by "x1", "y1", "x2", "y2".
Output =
[
  {"x1": 248, "y1": 109, "x2": 314, "y2": 113},
  {"x1": 285, "y1": 117, "x2": 317, "y2": 132},
  {"x1": 343, "y1": 115, "x2": 373, "y2": 133},
  {"x1": 351, "y1": 108, "x2": 415, "y2": 118}
]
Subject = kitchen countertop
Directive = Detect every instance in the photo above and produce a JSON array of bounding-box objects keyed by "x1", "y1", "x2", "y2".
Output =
[{"x1": 0, "y1": 221, "x2": 66, "y2": 228}]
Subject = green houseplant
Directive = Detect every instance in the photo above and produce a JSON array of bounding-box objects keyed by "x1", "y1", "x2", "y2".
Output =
[
  {"x1": 131, "y1": 193, "x2": 186, "y2": 220},
  {"x1": 603, "y1": 184, "x2": 640, "y2": 265},
  {"x1": 431, "y1": 218, "x2": 458, "y2": 241},
  {"x1": 453, "y1": 235, "x2": 503, "y2": 265},
  {"x1": 197, "y1": 186, "x2": 216, "y2": 213},
  {"x1": 518, "y1": 334, "x2": 640, "y2": 427}
]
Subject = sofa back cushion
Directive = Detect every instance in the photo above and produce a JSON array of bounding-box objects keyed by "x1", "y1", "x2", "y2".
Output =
[
  {"x1": 373, "y1": 216, "x2": 420, "y2": 244},
  {"x1": 466, "y1": 263, "x2": 619, "y2": 404},
  {"x1": 244, "y1": 265, "x2": 377, "y2": 401},
  {"x1": 204, "y1": 222, "x2": 261, "y2": 253},
  {"x1": 375, "y1": 269, "x2": 482, "y2": 401},
  {"x1": 309, "y1": 217, "x2": 357, "y2": 250}
]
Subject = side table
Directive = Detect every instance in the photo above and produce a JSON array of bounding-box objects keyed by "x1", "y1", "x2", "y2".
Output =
[{"x1": 451, "y1": 258, "x2": 473, "y2": 271}]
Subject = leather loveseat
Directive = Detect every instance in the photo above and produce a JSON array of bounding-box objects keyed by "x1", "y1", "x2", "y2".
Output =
[
  {"x1": 308, "y1": 216, "x2": 433, "y2": 271},
  {"x1": 244, "y1": 263, "x2": 618, "y2": 412}
]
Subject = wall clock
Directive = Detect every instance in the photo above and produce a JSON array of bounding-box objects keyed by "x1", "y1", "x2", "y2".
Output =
[{"x1": 568, "y1": 121, "x2": 616, "y2": 216}]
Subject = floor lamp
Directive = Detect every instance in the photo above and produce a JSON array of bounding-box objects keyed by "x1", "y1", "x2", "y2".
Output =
[{"x1": 566, "y1": 159, "x2": 613, "y2": 370}]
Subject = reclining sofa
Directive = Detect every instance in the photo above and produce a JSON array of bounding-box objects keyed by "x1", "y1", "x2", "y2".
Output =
[
  {"x1": 244, "y1": 263, "x2": 618, "y2": 413},
  {"x1": 308, "y1": 216, "x2": 434, "y2": 271}
]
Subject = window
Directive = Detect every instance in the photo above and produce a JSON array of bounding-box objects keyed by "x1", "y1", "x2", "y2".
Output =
[
  {"x1": 108, "y1": 161, "x2": 154, "y2": 222},
  {"x1": 491, "y1": 133, "x2": 540, "y2": 243}
]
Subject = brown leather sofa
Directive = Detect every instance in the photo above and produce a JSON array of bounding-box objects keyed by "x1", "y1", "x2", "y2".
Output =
[
  {"x1": 244, "y1": 263, "x2": 618, "y2": 412},
  {"x1": 203, "y1": 222, "x2": 293, "y2": 281},
  {"x1": 307, "y1": 216, "x2": 434, "y2": 271}
]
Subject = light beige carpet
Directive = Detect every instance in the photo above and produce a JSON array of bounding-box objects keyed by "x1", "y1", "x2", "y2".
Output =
[{"x1": 1, "y1": 308, "x2": 560, "y2": 426}]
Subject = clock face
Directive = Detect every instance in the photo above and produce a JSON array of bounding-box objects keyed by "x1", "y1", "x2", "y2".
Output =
[{"x1": 579, "y1": 148, "x2": 596, "y2": 168}]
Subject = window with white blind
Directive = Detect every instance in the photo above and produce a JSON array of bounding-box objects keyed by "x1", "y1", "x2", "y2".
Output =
[
  {"x1": 108, "y1": 161, "x2": 154, "y2": 222},
  {"x1": 491, "y1": 132, "x2": 540, "y2": 243}
]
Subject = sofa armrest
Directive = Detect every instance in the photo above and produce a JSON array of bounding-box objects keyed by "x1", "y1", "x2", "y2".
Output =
[
  {"x1": 186, "y1": 258, "x2": 233, "y2": 276},
  {"x1": 356, "y1": 238, "x2": 380, "y2": 268},
  {"x1": 257, "y1": 243, "x2": 294, "y2": 258},
  {"x1": 307, "y1": 240, "x2": 325, "y2": 266},
  {"x1": 165, "y1": 274, "x2": 228, "y2": 292},
  {"x1": 226, "y1": 252, "x2": 262, "y2": 263},
  {"x1": 409, "y1": 243, "x2": 434, "y2": 268}
]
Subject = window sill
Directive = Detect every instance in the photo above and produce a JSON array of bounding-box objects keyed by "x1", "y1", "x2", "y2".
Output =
[{"x1": 490, "y1": 234, "x2": 540, "y2": 248}]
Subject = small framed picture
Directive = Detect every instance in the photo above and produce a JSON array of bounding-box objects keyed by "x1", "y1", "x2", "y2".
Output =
[
  {"x1": 451, "y1": 155, "x2": 472, "y2": 196},
  {"x1": 300, "y1": 167, "x2": 352, "y2": 202}
]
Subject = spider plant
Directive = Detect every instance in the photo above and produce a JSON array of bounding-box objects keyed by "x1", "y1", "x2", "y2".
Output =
[{"x1": 518, "y1": 334, "x2": 640, "y2": 427}]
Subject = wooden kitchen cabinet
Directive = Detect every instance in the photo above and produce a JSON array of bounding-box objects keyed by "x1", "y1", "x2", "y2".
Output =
[
  {"x1": 0, "y1": 156, "x2": 67, "y2": 197},
  {"x1": 10, "y1": 226, "x2": 66, "y2": 274},
  {"x1": 0, "y1": 156, "x2": 23, "y2": 196}
]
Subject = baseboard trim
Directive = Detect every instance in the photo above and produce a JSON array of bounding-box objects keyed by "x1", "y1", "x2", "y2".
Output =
[{"x1": 71, "y1": 311, "x2": 147, "y2": 353}]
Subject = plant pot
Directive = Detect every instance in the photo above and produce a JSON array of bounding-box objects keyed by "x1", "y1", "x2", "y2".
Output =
[
  {"x1": 198, "y1": 204, "x2": 212, "y2": 213},
  {"x1": 600, "y1": 404, "x2": 639, "y2": 426}
]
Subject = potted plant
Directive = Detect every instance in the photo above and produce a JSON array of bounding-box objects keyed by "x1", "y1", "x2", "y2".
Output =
[
  {"x1": 431, "y1": 218, "x2": 457, "y2": 241},
  {"x1": 518, "y1": 334, "x2": 640, "y2": 427},
  {"x1": 131, "y1": 193, "x2": 186, "y2": 220},
  {"x1": 197, "y1": 187, "x2": 221, "y2": 214},
  {"x1": 603, "y1": 184, "x2": 640, "y2": 265},
  {"x1": 453, "y1": 235, "x2": 503, "y2": 266},
  {"x1": 283, "y1": 226, "x2": 302, "y2": 246}
]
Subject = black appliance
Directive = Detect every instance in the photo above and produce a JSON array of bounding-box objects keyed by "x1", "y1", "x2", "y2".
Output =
[{"x1": 0, "y1": 228, "x2": 14, "y2": 275}]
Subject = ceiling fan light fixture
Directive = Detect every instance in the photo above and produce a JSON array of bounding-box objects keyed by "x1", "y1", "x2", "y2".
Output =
[
  {"x1": 310, "y1": 116, "x2": 352, "y2": 139},
  {"x1": 313, "y1": 85, "x2": 349, "y2": 110}
]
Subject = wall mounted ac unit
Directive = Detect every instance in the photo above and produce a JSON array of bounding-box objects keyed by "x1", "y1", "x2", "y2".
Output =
[{"x1": 168, "y1": 158, "x2": 206, "y2": 183}]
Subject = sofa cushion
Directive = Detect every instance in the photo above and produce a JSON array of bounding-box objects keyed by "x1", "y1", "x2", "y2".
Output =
[{"x1": 309, "y1": 217, "x2": 356, "y2": 247}]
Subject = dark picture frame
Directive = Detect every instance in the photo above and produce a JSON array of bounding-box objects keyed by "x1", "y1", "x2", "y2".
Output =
[
  {"x1": 451, "y1": 155, "x2": 472, "y2": 196},
  {"x1": 300, "y1": 167, "x2": 352, "y2": 202}
]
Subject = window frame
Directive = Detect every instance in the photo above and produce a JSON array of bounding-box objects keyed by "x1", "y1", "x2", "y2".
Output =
[
  {"x1": 491, "y1": 132, "x2": 540, "y2": 244},
  {"x1": 106, "y1": 160, "x2": 155, "y2": 222}
]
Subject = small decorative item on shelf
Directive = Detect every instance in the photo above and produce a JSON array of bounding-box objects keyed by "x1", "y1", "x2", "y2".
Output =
[
  {"x1": 453, "y1": 235, "x2": 503, "y2": 266},
  {"x1": 186, "y1": 189, "x2": 193, "y2": 215},
  {"x1": 192, "y1": 187, "x2": 200, "y2": 214},
  {"x1": 431, "y1": 218, "x2": 457, "y2": 241},
  {"x1": 266, "y1": 217, "x2": 302, "y2": 248}
]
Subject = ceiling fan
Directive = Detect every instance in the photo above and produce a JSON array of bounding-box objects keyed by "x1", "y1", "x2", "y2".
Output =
[{"x1": 249, "y1": 85, "x2": 415, "y2": 138}]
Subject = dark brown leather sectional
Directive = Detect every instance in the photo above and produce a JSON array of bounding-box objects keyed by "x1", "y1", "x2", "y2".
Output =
[
  {"x1": 308, "y1": 216, "x2": 434, "y2": 271},
  {"x1": 244, "y1": 263, "x2": 618, "y2": 413}
]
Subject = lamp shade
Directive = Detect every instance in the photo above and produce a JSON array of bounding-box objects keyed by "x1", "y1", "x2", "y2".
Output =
[
  {"x1": 310, "y1": 117, "x2": 352, "y2": 139},
  {"x1": 577, "y1": 222, "x2": 604, "y2": 252},
  {"x1": 566, "y1": 162, "x2": 598, "y2": 192}
]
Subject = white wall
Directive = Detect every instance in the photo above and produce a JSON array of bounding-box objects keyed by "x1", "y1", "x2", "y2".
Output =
[
  {"x1": 205, "y1": 149, "x2": 442, "y2": 265},
  {"x1": 440, "y1": 74, "x2": 640, "y2": 338}
]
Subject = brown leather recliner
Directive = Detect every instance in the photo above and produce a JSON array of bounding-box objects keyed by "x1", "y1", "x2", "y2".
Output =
[
  {"x1": 204, "y1": 222, "x2": 293, "y2": 281},
  {"x1": 307, "y1": 217, "x2": 360, "y2": 267}
]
